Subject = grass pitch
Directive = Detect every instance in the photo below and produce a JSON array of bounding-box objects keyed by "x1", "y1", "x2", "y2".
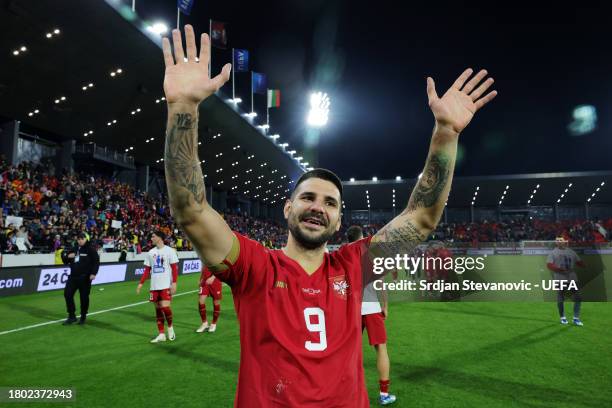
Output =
[{"x1": 1, "y1": 272, "x2": 611, "y2": 407}]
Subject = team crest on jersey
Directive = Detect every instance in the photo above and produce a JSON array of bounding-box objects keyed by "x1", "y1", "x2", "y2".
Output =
[{"x1": 329, "y1": 275, "x2": 349, "y2": 300}]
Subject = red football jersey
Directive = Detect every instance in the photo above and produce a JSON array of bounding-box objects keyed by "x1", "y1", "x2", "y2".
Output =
[
  {"x1": 201, "y1": 266, "x2": 213, "y2": 281},
  {"x1": 216, "y1": 232, "x2": 371, "y2": 407}
]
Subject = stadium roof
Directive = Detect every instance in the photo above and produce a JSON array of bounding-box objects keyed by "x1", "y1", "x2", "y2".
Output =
[
  {"x1": 342, "y1": 171, "x2": 612, "y2": 210},
  {"x1": 0, "y1": 0, "x2": 305, "y2": 205}
]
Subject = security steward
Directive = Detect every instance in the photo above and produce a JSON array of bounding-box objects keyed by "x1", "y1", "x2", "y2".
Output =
[{"x1": 62, "y1": 233, "x2": 100, "y2": 325}]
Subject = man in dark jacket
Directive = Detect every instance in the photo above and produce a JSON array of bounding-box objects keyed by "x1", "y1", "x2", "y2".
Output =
[{"x1": 62, "y1": 232, "x2": 100, "y2": 325}]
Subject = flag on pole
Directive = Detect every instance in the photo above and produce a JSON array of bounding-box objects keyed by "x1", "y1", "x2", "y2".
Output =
[
  {"x1": 233, "y1": 49, "x2": 249, "y2": 72},
  {"x1": 252, "y1": 72, "x2": 267, "y2": 94},
  {"x1": 267, "y1": 89, "x2": 281, "y2": 108},
  {"x1": 177, "y1": 0, "x2": 194, "y2": 15},
  {"x1": 210, "y1": 21, "x2": 227, "y2": 49}
]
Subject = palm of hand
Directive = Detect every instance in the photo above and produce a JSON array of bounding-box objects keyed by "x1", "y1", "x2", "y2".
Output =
[
  {"x1": 164, "y1": 63, "x2": 212, "y2": 105},
  {"x1": 430, "y1": 89, "x2": 476, "y2": 134},
  {"x1": 426, "y1": 69, "x2": 497, "y2": 134}
]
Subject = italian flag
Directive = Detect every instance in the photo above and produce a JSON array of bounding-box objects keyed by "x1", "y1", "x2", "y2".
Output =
[{"x1": 267, "y1": 89, "x2": 281, "y2": 108}]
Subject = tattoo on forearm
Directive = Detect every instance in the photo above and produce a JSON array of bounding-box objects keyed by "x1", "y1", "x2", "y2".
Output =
[
  {"x1": 408, "y1": 152, "x2": 450, "y2": 210},
  {"x1": 373, "y1": 220, "x2": 426, "y2": 257},
  {"x1": 164, "y1": 112, "x2": 206, "y2": 211}
]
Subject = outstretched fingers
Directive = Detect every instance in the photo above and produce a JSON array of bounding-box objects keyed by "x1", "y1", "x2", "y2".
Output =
[
  {"x1": 470, "y1": 77, "x2": 494, "y2": 101},
  {"x1": 451, "y1": 68, "x2": 473, "y2": 90},
  {"x1": 162, "y1": 37, "x2": 174, "y2": 67},
  {"x1": 426, "y1": 77, "x2": 438, "y2": 105},
  {"x1": 184, "y1": 24, "x2": 197, "y2": 61},
  {"x1": 212, "y1": 63, "x2": 232, "y2": 90},
  {"x1": 172, "y1": 29, "x2": 185, "y2": 63},
  {"x1": 199, "y1": 33, "x2": 210, "y2": 65},
  {"x1": 462, "y1": 69, "x2": 487, "y2": 94},
  {"x1": 474, "y1": 90, "x2": 498, "y2": 111}
]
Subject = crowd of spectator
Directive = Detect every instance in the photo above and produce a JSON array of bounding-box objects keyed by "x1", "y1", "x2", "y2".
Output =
[
  {"x1": 429, "y1": 219, "x2": 611, "y2": 245},
  {"x1": 0, "y1": 157, "x2": 610, "y2": 256}
]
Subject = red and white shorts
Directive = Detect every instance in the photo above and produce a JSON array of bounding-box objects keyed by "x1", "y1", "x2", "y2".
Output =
[
  {"x1": 149, "y1": 289, "x2": 172, "y2": 302},
  {"x1": 362, "y1": 312, "x2": 387, "y2": 346},
  {"x1": 199, "y1": 279, "x2": 222, "y2": 300}
]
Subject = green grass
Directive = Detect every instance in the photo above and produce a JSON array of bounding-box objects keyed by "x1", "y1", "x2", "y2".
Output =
[{"x1": 1, "y1": 273, "x2": 611, "y2": 407}]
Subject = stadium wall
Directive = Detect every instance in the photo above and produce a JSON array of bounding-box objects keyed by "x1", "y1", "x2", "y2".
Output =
[
  {"x1": 0, "y1": 258, "x2": 202, "y2": 298},
  {"x1": 0, "y1": 251, "x2": 199, "y2": 268}
]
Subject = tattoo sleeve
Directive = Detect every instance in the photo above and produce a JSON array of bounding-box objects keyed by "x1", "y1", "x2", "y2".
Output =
[
  {"x1": 371, "y1": 218, "x2": 426, "y2": 258},
  {"x1": 164, "y1": 106, "x2": 206, "y2": 223},
  {"x1": 371, "y1": 128, "x2": 457, "y2": 258},
  {"x1": 407, "y1": 152, "x2": 451, "y2": 211}
]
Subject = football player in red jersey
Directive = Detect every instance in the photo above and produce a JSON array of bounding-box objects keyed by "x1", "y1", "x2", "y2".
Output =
[
  {"x1": 196, "y1": 265, "x2": 222, "y2": 333},
  {"x1": 161, "y1": 24, "x2": 496, "y2": 407}
]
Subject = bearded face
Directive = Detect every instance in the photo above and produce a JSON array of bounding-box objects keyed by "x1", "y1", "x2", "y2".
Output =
[{"x1": 285, "y1": 178, "x2": 341, "y2": 250}]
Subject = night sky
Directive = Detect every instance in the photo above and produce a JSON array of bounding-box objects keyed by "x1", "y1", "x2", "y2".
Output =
[{"x1": 138, "y1": 0, "x2": 611, "y2": 180}]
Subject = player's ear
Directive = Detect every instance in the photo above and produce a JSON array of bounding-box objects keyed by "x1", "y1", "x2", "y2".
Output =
[{"x1": 283, "y1": 199, "x2": 291, "y2": 220}]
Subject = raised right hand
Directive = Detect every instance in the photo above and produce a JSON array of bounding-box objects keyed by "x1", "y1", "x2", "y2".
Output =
[{"x1": 162, "y1": 25, "x2": 231, "y2": 105}]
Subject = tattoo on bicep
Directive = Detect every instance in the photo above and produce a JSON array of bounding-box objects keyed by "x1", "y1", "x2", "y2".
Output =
[
  {"x1": 164, "y1": 112, "x2": 206, "y2": 206},
  {"x1": 408, "y1": 152, "x2": 450, "y2": 210}
]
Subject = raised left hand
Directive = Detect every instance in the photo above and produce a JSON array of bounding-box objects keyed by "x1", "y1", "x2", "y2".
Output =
[{"x1": 427, "y1": 68, "x2": 497, "y2": 134}]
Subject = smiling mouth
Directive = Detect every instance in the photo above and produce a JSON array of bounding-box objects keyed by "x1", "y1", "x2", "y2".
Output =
[{"x1": 301, "y1": 217, "x2": 326, "y2": 228}]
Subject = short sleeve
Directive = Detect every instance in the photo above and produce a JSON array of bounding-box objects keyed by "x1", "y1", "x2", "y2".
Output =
[
  {"x1": 332, "y1": 236, "x2": 372, "y2": 289},
  {"x1": 170, "y1": 249, "x2": 179, "y2": 264},
  {"x1": 143, "y1": 253, "x2": 151, "y2": 267},
  {"x1": 213, "y1": 232, "x2": 269, "y2": 297}
]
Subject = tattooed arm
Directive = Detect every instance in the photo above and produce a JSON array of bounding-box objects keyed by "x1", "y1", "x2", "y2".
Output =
[
  {"x1": 162, "y1": 25, "x2": 232, "y2": 264},
  {"x1": 372, "y1": 69, "x2": 497, "y2": 255}
]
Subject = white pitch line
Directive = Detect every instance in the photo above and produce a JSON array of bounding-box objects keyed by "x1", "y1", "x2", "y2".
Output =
[{"x1": 0, "y1": 289, "x2": 199, "y2": 336}]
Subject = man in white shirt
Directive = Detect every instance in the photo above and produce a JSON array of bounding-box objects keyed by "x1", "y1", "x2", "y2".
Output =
[{"x1": 137, "y1": 231, "x2": 180, "y2": 342}]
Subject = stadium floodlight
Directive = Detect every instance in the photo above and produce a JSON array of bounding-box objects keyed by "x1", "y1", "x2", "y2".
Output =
[
  {"x1": 146, "y1": 22, "x2": 168, "y2": 35},
  {"x1": 418, "y1": 173, "x2": 423, "y2": 179},
  {"x1": 270, "y1": 134, "x2": 280, "y2": 140},
  {"x1": 372, "y1": 177, "x2": 378, "y2": 182},
  {"x1": 395, "y1": 176, "x2": 401, "y2": 181},
  {"x1": 350, "y1": 178, "x2": 355, "y2": 182},
  {"x1": 307, "y1": 92, "x2": 330, "y2": 127},
  {"x1": 601, "y1": 181, "x2": 605, "y2": 186}
]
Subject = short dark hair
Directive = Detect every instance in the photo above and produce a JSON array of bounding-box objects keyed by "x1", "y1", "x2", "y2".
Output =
[
  {"x1": 76, "y1": 232, "x2": 87, "y2": 240},
  {"x1": 346, "y1": 225, "x2": 363, "y2": 243},
  {"x1": 291, "y1": 168, "x2": 343, "y2": 201},
  {"x1": 152, "y1": 230, "x2": 166, "y2": 241}
]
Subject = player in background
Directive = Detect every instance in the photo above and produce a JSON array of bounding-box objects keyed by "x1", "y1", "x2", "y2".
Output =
[
  {"x1": 161, "y1": 24, "x2": 496, "y2": 406},
  {"x1": 546, "y1": 237, "x2": 585, "y2": 326},
  {"x1": 137, "y1": 230, "x2": 180, "y2": 342},
  {"x1": 196, "y1": 265, "x2": 222, "y2": 333},
  {"x1": 347, "y1": 225, "x2": 397, "y2": 406}
]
